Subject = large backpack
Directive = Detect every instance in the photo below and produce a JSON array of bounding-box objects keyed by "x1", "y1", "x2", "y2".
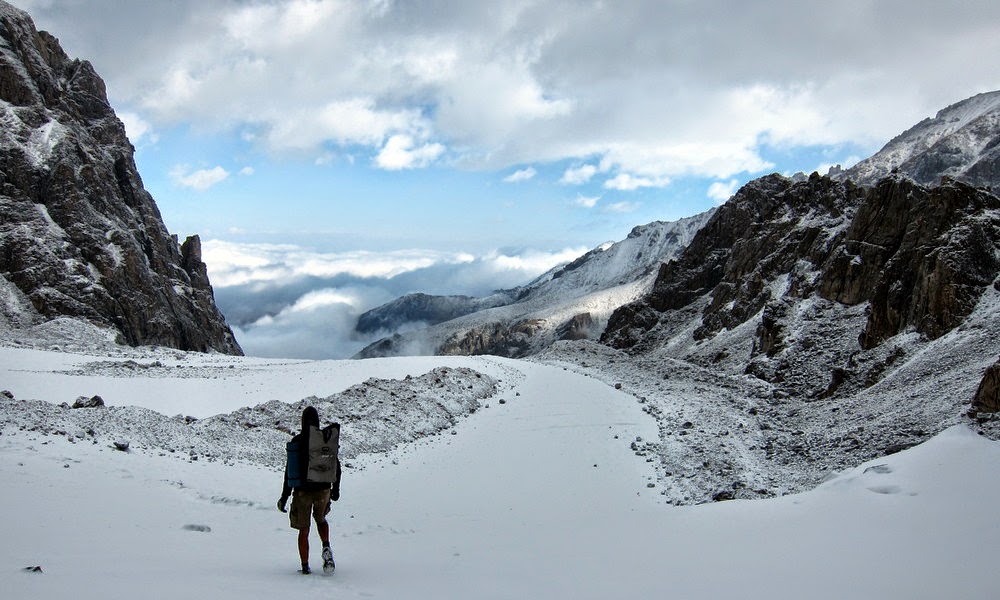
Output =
[{"x1": 286, "y1": 423, "x2": 340, "y2": 488}]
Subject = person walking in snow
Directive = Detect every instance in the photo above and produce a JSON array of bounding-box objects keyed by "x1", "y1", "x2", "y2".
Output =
[{"x1": 278, "y1": 405, "x2": 341, "y2": 574}]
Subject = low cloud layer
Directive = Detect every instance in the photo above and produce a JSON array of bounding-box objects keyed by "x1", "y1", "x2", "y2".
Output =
[{"x1": 203, "y1": 240, "x2": 586, "y2": 358}]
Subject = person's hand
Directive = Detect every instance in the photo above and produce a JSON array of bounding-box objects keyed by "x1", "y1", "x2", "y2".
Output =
[
  {"x1": 277, "y1": 497, "x2": 288, "y2": 513},
  {"x1": 324, "y1": 500, "x2": 332, "y2": 516}
]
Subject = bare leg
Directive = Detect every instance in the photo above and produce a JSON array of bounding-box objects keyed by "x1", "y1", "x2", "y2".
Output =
[
  {"x1": 318, "y1": 520, "x2": 330, "y2": 545},
  {"x1": 298, "y1": 526, "x2": 310, "y2": 565}
]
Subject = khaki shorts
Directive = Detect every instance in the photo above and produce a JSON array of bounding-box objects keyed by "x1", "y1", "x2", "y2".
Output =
[{"x1": 289, "y1": 488, "x2": 331, "y2": 530}]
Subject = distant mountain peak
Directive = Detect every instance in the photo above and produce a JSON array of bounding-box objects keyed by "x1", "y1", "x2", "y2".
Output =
[{"x1": 842, "y1": 90, "x2": 1000, "y2": 189}]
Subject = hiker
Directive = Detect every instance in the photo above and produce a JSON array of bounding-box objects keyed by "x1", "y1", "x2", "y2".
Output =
[{"x1": 278, "y1": 405, "x2": 342, "y2": 574}]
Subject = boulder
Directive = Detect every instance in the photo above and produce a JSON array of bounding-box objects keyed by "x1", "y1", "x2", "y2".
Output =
[
  {"x1": 973, "y1": 361, "x2": 1000, "y2": 413},
  {"x1": 71, "y1": 395, "x2": 104, "y2": 409}
]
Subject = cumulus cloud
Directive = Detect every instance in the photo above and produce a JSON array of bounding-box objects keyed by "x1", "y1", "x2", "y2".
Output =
[
  {"x1": 603, "y1": 173, "x2": 670, "y2": 191},
  {"x1": 202, "y1": 241, "x2": 460, "y2": 287},
  {"x1": 574, "y1": 194, "x2": 599, "y2": 208},
  {"x1": 503, "y1": 167, "x2": 537, "y2": 183},
  {"x1": 375, "y1": 134, "x2": 446, "y2": 170},
  {"x1": 560, "y1": 164, "x2": 598, "y2": 185},
  {"x1": 22, "y1": 0, "x2": 998, "y2": 185},
  {"x1": 170, "y1": 165, "x2": 230, "y2": 191},
  {"x1": 707, "y1": 179, "x2": 741, "y2": 204},
  {"x1": 118, "y1": 111, "x2": 154, "y2": 145}
]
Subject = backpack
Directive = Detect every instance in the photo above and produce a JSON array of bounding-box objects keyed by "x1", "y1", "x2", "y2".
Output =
[{"x1": 286, "y1": 423, "x2": 340, "y2": 488}]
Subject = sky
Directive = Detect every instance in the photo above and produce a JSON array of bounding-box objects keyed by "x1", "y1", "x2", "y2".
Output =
[{"x1": 10, "y1": 0, "x2": 1000, "y2": 358}]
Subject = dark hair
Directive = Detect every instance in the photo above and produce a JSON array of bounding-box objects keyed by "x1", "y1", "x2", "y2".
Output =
[{"x1": 301, "y1": 406, "x2": 319, "y2": 432}]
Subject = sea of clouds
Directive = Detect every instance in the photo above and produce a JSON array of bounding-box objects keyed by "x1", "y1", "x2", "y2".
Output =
[{"x1": 203, "y1": 240, "x2": 587, "y2": 359}]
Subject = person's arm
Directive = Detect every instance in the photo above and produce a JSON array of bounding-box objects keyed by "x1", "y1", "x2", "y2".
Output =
[
  {"x1": 277, "y1": 463, "x2": 291, "y2": 512},
  {"x1": 331, "y1": 460, "x2": 341, "y2": 501}
]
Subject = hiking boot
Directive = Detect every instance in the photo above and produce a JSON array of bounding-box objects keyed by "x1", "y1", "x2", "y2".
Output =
[{"x1": 322, "y1": 546, "x2": 335, "y2": 574}]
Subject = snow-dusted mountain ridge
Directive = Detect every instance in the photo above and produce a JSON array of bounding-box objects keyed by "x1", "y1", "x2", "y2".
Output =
[
  {"x1": 356, "y1": 210, "x2": 713, "y2": 358},
  {"x1": 842, "y1": 90, "x2": 1000, "y2": 189}
]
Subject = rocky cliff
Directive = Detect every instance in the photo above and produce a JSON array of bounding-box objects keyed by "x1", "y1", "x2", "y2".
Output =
[
  {"x1": 0, "y1": 2, "x2": 241, "y2": 353},
  {"x1": 575, "y1": 170, "x2": 1000, "y2": 503},
  {"x1": 604, "y1": 173, "x2": 1000, "y2": 396}
]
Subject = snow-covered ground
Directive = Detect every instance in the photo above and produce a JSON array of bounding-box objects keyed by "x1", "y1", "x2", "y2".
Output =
[{"x1": 3, "y1": 338, "x2": 1000, "y2": 599}]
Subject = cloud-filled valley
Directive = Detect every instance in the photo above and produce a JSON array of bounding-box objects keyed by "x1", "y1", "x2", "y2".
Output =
[{"x1": 204, "y1": 240, "x2": 587, "y2": 358}]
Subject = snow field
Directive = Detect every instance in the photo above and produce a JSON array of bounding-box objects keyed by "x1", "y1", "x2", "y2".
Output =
[{"x1": 2, "y1": 347, "x2": 1000, "y2": 598}]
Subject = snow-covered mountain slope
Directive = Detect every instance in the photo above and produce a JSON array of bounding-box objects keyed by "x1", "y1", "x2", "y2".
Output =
[
  {"x1": 355, "y1": 291, "x2": 516, "y2": 335},
  {"x1": 3, "y1": 338, "x2": 1000, "y2": 598},
  {"x1": 586, "y1": 171, "x2": 1000, "y2": 503},
  {"x1": 842, "y1": 90, "x2": 1000, "y2": 188},
  {"x1": 356, "y1": 210, "x2": 713, "y2": 358}
]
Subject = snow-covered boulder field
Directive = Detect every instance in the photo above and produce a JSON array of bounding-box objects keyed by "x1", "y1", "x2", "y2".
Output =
[{"x1": 3, "y1": 335, "x2": 1000, "y2": 599}]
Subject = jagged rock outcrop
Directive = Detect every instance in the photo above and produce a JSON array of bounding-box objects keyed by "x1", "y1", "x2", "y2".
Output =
[
  {"x1": 437, "y1": 319, "x2": 546, "y2": 358},
  {"x1": 556, "y1": 312, "x2": 595, "y2": 341},
  {"x1": 604, "y1": 173, "x2": 1000, "y2": 397},
  {"x1": 0, "y1": 2, "x2": 241, "y2": 353},
  {"x1": 820, "y1": 176, "x2": 1000, "y2": 349},
  {"x1": 972, "y1": 361, "x2": 1000, "y2": 414},
  {"x1": 603, "y1": 173, "x2": 864, "y2": 350}
]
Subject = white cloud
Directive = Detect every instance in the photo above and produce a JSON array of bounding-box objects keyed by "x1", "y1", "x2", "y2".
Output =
[
  {"x1": 265, "y1": 98, "x2": 428, "y2": 154},
  {"x1": 603, "y1": 173, "x2": 671, "y2": 191},
  {"x1": 202, "y1": 241, "x2": 458, "y2": 287},
  {"x1": 169, "y1": 165, "x2": 230, "y2": 191},
  {"x1": 234, "y1": 285, "x2": 384, "y2": 359},
  {"x1": 603, "y1": 201, "x2": 640, "y2": 214},
  {"x1": 485, "y1": 247, "x2": 588, "y2": 274},
  {"x1": 503, "y1": 167, "x2": 537, "y2": 183},
  {"x1": 118, "y1": 111, "x2": 154, "y2": 145},
  {"x1": 23, "y1": 0, "x2": 1000, "y2": 181},
  {"x1": 707, "y1": 179, "x2": 740, "y2": 204},
  {"x1": 560, "y1": 164, "x2": 598, "y2": 185},
  {"x1": 280, "y1": 288, "x2": 359, "y2": 314},
  {"x1": 574, "y1": 194, "x2": 599, "y2": 209},
  {"x1": 238, "y1": 166, "x2": 254, "y2": 176},
  {"x1": 375, "y1": 134, "x2": 445, "y2": 170},
  {"x1": 201, "y1": 240, "x2": 587, "y2": 291}
]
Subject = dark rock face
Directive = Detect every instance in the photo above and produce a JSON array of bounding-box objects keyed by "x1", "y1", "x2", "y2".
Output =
[
  {"x1": 438, "y1": 319, "x2": 546, "y2": 358},
  {"x1": 820, "y1": 177, "x2": 1000, "y2": 349},
  {"x1": 556, "y1": 312, "x2": 595, "y2": 341},
  {"x1": 0, "y1": 3, "x2": 241, "y2": 354},
  {"x1": 604, "y1": 173, "x2": 864, "y2": 348},
  {"x1": 603, "y1": 172, "x2": 1000, "y2": 396},
  {"x1": 973, "y1": 361, "x2": 1000, "y2": 413}
]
